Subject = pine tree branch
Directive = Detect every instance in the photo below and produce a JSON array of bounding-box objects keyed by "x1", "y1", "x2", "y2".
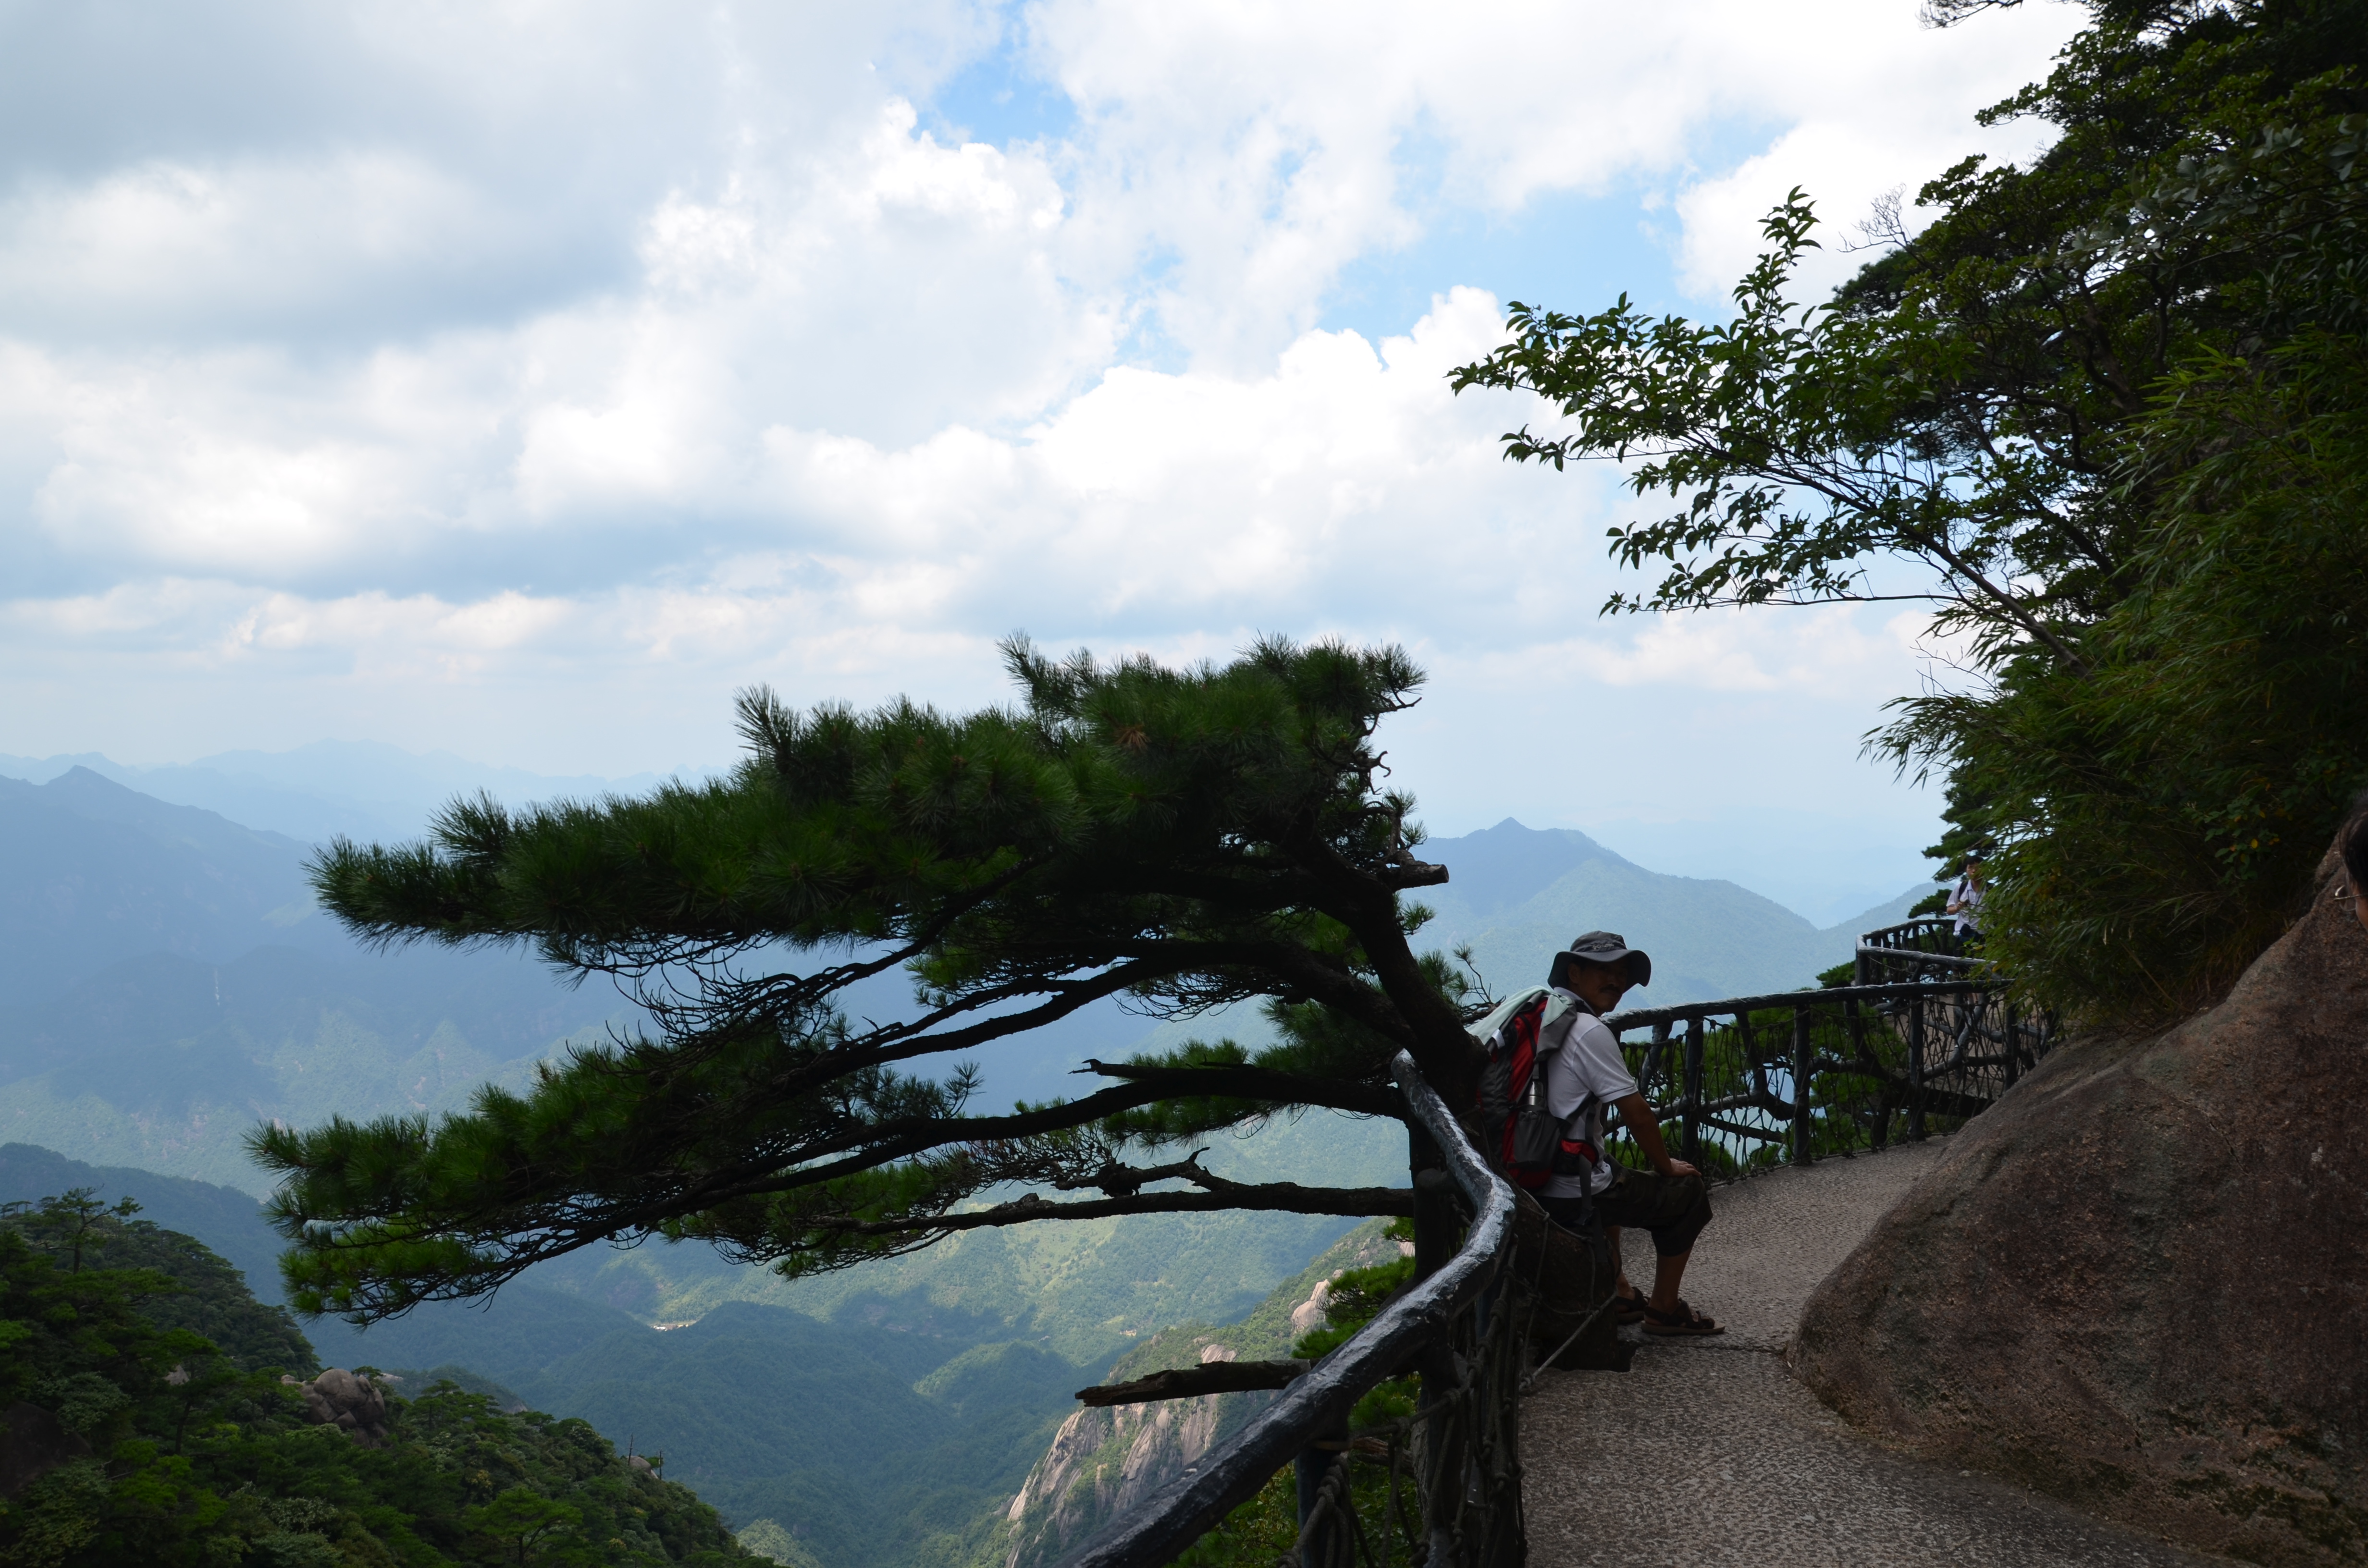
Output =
[
  {"x1": 1076, "y1": 1360, "x2": 1311, "y2": 1406},
  {"x1": 682, "y1": 1064, "x2": 1404, "y2": 1205},
  {"x1": 791, "y1": 1181, "x2": 1414, "y2": 1241}
]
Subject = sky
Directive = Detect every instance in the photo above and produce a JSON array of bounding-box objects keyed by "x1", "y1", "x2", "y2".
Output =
[{"x1": 0, "y1": 0, "x2": 2085, "y2": 922}]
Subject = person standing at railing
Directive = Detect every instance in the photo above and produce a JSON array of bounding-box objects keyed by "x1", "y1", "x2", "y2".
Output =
[
  {"x1": 1541, "y1": 932, "x2": 1724, "y2": 1337},
  {"x1": 1947, "y1": 853, "x2": 1987, "y2": 945}
]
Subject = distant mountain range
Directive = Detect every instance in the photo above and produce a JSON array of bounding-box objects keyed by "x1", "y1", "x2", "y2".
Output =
[
  {"x1": 1417, "y1": 817, "x2": 1922, "y2": 1004},
  {"x1": 0, "y1": 766, "x2": 333, "y2": 995},
  {"x1": 0, "y1": 767, "x2": 625, "y2": 1187},
  {"x1": 0, "y1": 767, "x2": 1918, "y2": 1191},
  {"x1": 0, "y1": 764, "x2": 1926, "y2": 1568},
  {"x1": 0, "y1": 739, "x2": 705, "y2": 846}
]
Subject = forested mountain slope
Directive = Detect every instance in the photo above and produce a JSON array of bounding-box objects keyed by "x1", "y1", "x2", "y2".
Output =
[
  {"x1": 0, "y1": 1194, "x2": 754, "y2": 1566},
  {"x1": 0, "y1": 1143, "x2": 1112, "y2": 1568}
]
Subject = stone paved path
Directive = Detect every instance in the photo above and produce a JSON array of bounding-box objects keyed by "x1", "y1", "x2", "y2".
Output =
[{"x1": 1520, "y1": 1140, "x2": 2227, "y2": 1568}]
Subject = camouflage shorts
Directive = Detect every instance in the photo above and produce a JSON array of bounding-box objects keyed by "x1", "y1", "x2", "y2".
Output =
[{"x1": 1543, "y1": 1165, "x2": 1712, "y2": 1258}]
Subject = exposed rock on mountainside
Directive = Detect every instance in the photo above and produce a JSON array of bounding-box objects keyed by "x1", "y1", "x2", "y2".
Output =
[
  {"x1": 1004, "y1": 1391, "x2": 1241, "y2": 1567},
  {"x1": 1791, "y1": 837, "x2": 2368, "y2": 1567},
  {"x1": 296, "y1": 1367, "x2": 394, "y2": 1446},
  {"x1": 997, "y1": 1222, "x2": 1406, "y2": 1568},
  {"x1": 0, "y1": 1401, "x2": 89, "y2": 1498}
]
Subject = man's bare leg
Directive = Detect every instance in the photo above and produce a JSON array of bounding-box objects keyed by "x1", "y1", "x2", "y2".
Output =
[
  {"x1": 1608, "y1": 1226, "x2": 1640, "y2": 1300},
  {"x1": 1609, "y1": 1227, "x2": 1692, "y2": 1313},
  {"x1": 1649, "y1": 1250, "x2": 1690, "y2": 1315}
]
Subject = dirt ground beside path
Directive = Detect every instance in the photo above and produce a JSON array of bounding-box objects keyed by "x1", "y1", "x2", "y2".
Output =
[{"x1": 1518, "y1": 1141, "x2": 2229, "y2": 1568}]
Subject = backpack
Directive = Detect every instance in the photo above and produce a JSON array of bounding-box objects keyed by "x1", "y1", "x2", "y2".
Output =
[{"x1": 1470, "y1": 986, "x2": 1606, "y2": 1193}]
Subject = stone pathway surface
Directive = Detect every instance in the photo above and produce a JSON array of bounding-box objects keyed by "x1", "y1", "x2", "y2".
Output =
[{"x1": 1520, "y1": 1141, "x2": 2226, "y2": 1568}]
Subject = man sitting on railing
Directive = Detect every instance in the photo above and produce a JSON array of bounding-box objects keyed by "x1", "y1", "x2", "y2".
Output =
[{"x1": 1542, "y1": 932, "x2": 1724, "y2": 1337}]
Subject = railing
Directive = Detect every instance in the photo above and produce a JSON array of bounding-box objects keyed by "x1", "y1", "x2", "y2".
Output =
[
  {"x1": 1597, "y1": 977, "x2": 2052, "y2": 1173},
  {"x1": 1050, "y1": 959, "x2": 2051, "y2": 1567},
  {"x1": 1854, "y1": 916, "x2": 1978, "y2": 984},
  {"x1": 1053, "y1": 1053, "x2": 1525, "y2": 1568}
]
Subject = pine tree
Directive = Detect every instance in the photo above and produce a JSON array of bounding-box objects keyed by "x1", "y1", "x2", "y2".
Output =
[{"x1": 254, "y1": 638, "x2": 1487, "y2": 1321}]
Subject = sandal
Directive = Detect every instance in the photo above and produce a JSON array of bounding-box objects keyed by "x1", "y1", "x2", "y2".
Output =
[
  {"x1": 1641, "y1": 1298, "x2": 1725, "y2": 1337},
  {"x1": 1613, "y1": 1290, "x2": 1647, "y2": 1325}
]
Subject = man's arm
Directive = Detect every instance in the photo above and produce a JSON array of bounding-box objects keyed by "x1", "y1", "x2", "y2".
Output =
[{"x1": 1614, "y1": 1093, "x2": 1698, "y2": 1179}]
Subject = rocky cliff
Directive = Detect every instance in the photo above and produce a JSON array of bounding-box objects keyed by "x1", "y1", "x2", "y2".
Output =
[
  {"x1": 996, "y1": 1221, "x2": 1406, "y2": 1568},
  {"x1": 1791, "y1": 838, "x2": 2368, "y2": 1565}
]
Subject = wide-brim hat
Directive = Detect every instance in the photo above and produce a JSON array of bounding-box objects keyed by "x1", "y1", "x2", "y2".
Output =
[{"x1": 1555, "y1": 931, "x2": 1650, "y2": 988}]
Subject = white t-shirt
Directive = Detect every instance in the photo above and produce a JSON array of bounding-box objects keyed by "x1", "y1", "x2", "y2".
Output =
[
  {"x1": 1539, "y1": 985, "x2": 1640, "y2": 1199},
  {"x1": 1951, "y1": 874, "x2": 1985, "y2": 934}
]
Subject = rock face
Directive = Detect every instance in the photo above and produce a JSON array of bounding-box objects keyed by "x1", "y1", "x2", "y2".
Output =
[
  {"x1": 1791, "y1": 842, "x2": 2368, "y2": 1566},
  {"x1": 1000, "y1": 1384, "x2": 1268, "y2": 1568},
  {"x1": 0, "y1": 1401, "x2": 90, "y2": 1498},
  {"x1": 999, "y1": 1223, "x2": 1411, "y2": 1567},
  {"x1": 297, "y1": 1368, "x2": 394, "y2": 1446}
]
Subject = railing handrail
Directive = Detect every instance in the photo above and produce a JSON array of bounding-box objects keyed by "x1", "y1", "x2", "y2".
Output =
[
  {"x1": 1600, "y1": 977, "x2": 2001, "y2": 1033},
  {"x1": 1856, "y1": 944, "x2": 1981, "y2": 973},
  {"x1": 1050, "y1": 1052, "x2": 1516, "y2": 1568},
  {"x1": 1860, "y1": 916, "x2": 1958, "y2": 948}
]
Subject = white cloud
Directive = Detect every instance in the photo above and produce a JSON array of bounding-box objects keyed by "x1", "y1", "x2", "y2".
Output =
[
  {"x1": 1027, "y1": 0, "x2": 2083, "y2": 360},
  {"x1": 0, "y1": 155, "x2": 534, "y2": 341},
  {"x1": 0, "y1": 285, "x2": 1940, "y2": 775},
  {"x1": 1665, "y1": 9, "x2": 2078, "y2": 298},
  {"x1": 0, "y1": 0, "x2": 2082, "y2": 845}
]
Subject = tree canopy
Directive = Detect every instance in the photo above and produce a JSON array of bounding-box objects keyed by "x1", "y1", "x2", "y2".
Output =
[
  {"x1": 0, "y1": 1196, "x2": 751, "y2": 1566},
  {"x1": 1451, "y1": 0, "x2": 2368, "y2": 1024},
  {"x1": 256, "y1": 638, "x2": 1484, "y2": 1323}
]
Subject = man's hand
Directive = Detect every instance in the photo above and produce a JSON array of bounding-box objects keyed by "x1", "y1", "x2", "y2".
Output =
[{"x1": 1613, "y1": 1092, "x2": 1697, "y2": 1180}]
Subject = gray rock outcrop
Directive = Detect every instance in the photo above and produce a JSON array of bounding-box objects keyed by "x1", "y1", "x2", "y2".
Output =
[
  {"x1": 0, "y1": 1401, "x2": 90, "y2": 1498},
  {"x1": 1791, "y1": 839, "x2": 2368, "y2": 1565},
  {"x1": 1002, "y1": 1386, "x2": 1249, "y2": 1568},
  {"x1": 296, "y1": 1368, "x2": 394, "y2": 1446}
]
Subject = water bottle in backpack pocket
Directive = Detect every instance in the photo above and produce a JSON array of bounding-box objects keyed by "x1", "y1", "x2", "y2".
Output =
[{"x1": 1471, "y1": 986, "x2": 1604, "y2": 1193}]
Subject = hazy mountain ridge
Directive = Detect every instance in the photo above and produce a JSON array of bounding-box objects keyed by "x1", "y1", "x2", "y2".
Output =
[
  {"x1": 0, "y1": 767, "x2": 1930, "y2": 1565},
  {"x1": 0, "y1": 767, "x2": 333, "y2": 997},
  {"x1": 1418, "y1": 818, "x2": 1922, "y2": 1003},
  {"x1": 0, "y1": 740, "x2": 704, "y2": 847},
  {"x1": 0, "y1": 769, "x2": 635, "y2": 1189},
  {"x1": 0, "y1": 943, "x2": 626, "y2": 1190}
]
